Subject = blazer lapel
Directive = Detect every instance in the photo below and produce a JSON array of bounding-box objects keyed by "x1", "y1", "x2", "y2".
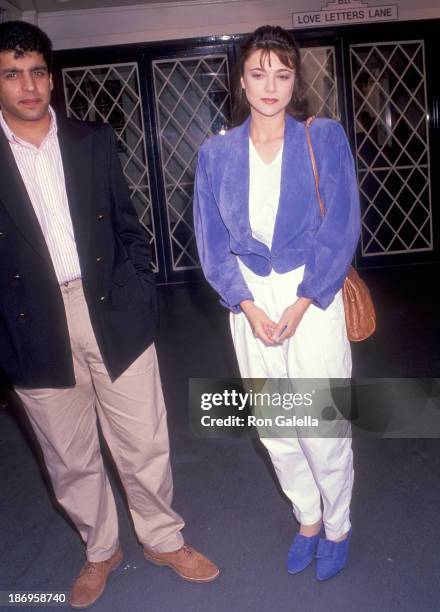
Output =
[
  {"x1": 271, "y1": 115, "x2": 312, "y2": 251},
  {"x1": 57, "y1": 117, "x2": 93, "y2": 259},
  {"x1": 219, "y1": 117, "x2": 269, "y2": 258},
  {"x1": 0, "y1": 130, "x2": 54, "y2": 266}
]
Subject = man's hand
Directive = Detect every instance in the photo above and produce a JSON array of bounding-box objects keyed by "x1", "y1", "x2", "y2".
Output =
[{"x1": 240, "y1": 300, "x2": 277, "y2": 346}]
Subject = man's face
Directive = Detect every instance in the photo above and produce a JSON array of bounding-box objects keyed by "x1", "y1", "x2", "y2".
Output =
[{"x1": 0, "y1": 50, "x2": 52, "y2": 124}]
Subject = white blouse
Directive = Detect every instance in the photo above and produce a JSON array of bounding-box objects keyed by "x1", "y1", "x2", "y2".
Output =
[{"x1": 248, "y1": 138, "x2": 283, "y2": 249}]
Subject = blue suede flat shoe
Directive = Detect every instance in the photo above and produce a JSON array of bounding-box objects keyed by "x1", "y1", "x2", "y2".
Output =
[
  {"x1": 287, "y1": 530, "x2": 322, "y2": 575},
  {"x1": 315, "y1": 529, "x2": 352, "y2": 581}
]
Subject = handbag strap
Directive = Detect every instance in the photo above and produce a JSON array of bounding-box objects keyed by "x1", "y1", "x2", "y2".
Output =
[{"x1": 305, "y1": 116, "x2": 326, "y2": 218}]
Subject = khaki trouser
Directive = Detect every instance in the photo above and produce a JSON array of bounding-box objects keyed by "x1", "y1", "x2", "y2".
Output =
[{"x1": 16, "y1": 279, "x2": 184, "y2": 562}]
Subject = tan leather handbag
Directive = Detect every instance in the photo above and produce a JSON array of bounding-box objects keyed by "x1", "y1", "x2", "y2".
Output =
[{"x1": 305, "y1": 117, "x2": 376, "y2": 342}]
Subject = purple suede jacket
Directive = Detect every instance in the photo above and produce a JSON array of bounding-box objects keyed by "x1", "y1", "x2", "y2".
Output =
[{"x1": 193, "y1": 114, "x2": 361, "y2": 313}]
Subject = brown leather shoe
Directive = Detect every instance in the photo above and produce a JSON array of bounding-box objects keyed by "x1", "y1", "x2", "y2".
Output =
[
  {"x1": 69, "y1": 547, "x2": 123, "y2": 609},
  {"x1": 143, "y1": 544, "x2": 219, "y2": 583}
]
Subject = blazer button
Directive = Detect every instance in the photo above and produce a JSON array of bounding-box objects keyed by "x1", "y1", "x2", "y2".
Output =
[
  {"x1": 12, "y1": 274, "x2": 22, "y2": 280},
  {"x1": 0, "y1": 232, "x2": 5, "y2": 239},
  {"x1": 17, "y1": 312, "x2": 26, "y2": 319},
  {"x1": 97, "y1": 214, "x2": 105, "y2": 220},
  {"x1": 98, "y1": 296, "x2": 106, "y2": 303},
  {"x1": 96, "y1": 256, "x2": 103, "y2": 263}
]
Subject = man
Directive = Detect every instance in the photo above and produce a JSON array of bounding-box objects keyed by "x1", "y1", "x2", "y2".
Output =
[{"x1": 0, "y1": 21, "x2": 218, "y2": 609}]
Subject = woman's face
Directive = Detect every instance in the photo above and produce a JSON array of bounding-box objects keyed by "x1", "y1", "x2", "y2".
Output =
[{"x1": 240, "y1": 48, "x2": 295, "y2": 119}]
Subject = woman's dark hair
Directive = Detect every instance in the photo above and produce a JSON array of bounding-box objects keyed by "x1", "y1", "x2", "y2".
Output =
[
  {"x1": 0, "y1": 21, "x2": 53, "y2": 72},
  {"x1": 232, "y1": 25, "x2": 309, "y2": 125}
]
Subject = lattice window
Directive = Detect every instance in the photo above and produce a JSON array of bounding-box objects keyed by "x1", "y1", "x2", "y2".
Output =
[
  {"x1": 350, "y1": 41, "x2": 432, "y2": 256},
  {"x1": 153, "y1": 55, "x2": 231, "y2": 272},
  {"x1": 62, "y1": 63, "x2": 158, "y2": 272},
  {"x1": 301, "y1": 47, "x2": 339, "y2": 119}
]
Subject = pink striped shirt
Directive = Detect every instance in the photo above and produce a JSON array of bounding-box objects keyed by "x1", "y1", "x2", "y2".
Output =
[{"x1": 0, "y1": 106, "x2": 82, "y2": 283}]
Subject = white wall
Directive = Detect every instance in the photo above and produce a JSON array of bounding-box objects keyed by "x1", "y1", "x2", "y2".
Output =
[{"x1": 21, "y1": 0, "x2": 440, "y2": 50}]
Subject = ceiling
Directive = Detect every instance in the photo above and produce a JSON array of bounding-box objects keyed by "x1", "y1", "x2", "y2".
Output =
[{"x1": 6, "y1": 0, "x2": 184, "y2": 12}]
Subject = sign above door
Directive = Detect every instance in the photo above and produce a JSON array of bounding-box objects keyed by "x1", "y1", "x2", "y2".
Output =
[{"x1": 293, "y1": 0, "x2": 399, "y2": 29}]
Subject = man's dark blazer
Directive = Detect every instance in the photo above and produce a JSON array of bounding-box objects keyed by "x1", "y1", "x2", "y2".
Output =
[{"x1": 0, "y1": 115, "x2": 158, "y2": 388}]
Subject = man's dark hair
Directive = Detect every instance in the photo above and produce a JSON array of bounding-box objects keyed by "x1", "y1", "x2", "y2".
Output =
[{"x1": 0, "y1": 21, "x2": 53, "y2": 71}]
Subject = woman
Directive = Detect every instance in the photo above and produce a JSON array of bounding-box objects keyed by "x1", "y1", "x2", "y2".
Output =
[{"x1": 193, "y1": 25, "x2": 360, "y2": 580}]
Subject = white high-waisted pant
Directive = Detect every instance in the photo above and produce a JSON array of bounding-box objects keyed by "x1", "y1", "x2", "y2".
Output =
[{"x1": 230, "y1": 262, "x2": 354, "y2": 540}]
